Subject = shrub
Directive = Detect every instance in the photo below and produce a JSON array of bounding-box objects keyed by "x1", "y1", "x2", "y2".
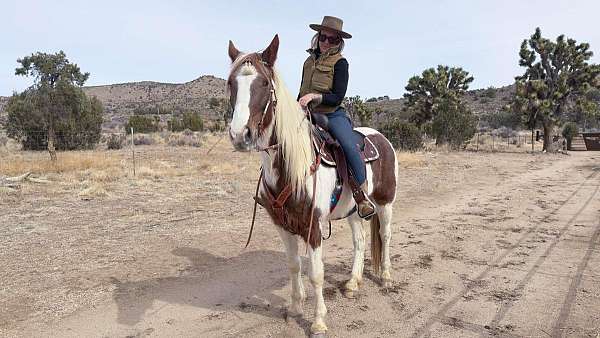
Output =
[
  {"x1": 6, "y1": 90, "x2": 103, "y2": 150},
  {"x1": 166, "y1": 132, "x2": 202, "y2": 147},
  {"x1": 126, "y1": 115, "x2": 160, "y2": 133},
  {"x1": 107, "y1": 133, "x2": 125, "y2": 150},
  {"x1": 432, "y1": 100, "x2": 476, "y2": 149},
  {"x1": 380, "y1": 120, "x2": 423, "y2": 151},
  {"x1": 208, "y1": 119, "x2": 226, "y2": 133},
  {"x1": 562, "y1": 122, "x2": 578, "y2": 150},
  {"x1": 168, "y1": 112, "x2": 204, "y2": 132},
  {"x1": 133, "y1": 134, "x2": 155, "y2": 146},
  {"x1": 482, "y1": 110, "x2": 522, "y2": 130}
]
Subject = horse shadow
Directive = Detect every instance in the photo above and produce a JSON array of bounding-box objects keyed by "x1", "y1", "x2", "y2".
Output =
[{"x1": 109, "y1": 247, "x2": 356, "y2": 333}]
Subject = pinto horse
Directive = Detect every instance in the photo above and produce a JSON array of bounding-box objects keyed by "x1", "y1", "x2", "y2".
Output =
[{"x1": 227, "y1": 35, "x2": 398, "y2": 335}]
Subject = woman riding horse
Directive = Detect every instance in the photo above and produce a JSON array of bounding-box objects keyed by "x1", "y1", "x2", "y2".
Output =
[{"x1": 297, "y1": 16, "x2": 376, "y2": 219}]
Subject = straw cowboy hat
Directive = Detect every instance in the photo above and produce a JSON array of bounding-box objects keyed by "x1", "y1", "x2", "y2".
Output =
[{"x1": 309, "y1": 16, "x2": 352, "y2": 39}]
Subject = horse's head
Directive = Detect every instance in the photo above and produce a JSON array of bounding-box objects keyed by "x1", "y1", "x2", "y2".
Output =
[{"x1": 227, "y1": 35, "x2": 279, "y2": 151}]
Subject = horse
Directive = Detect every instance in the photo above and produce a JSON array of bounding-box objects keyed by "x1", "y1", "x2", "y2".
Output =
[{"x1": 226, "y1": 34, "x2": 398, "y2": 335}]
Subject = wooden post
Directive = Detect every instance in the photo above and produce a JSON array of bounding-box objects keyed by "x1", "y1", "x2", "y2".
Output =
[
  {"x1": 131, "y1": 127, "x2": 136, "y2": 176},
  {"x1": 476, "y1": 132, "x2": 480, "y2": 151},
  {"x1": 531, "y1": 128, "x2": 534, "y2": 152},
  {"x1": 492, "y1": 134, "x2": 495, "y2": 151}
]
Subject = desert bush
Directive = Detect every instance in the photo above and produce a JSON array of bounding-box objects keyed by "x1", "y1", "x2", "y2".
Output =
[
  {"x1": 168, "y1": 112, "x2": 204, "y2": 132},
  {"x1": 133, "y1": 134, "x2": 155, "y2": 146},
  {"x1": 126, "y1": 115, "x2": 160, "y2": 133},
  {"x1": 0, "y1": 134, "x2": 7, "y2": 147},
  {"x1": 6, "y1": 90, "x2": 103, "y2": 150},
  {"x1": 492, "y1": 126, "x2": 517, "y2": 138},
  {"x1": 431, "y1": 100, "x2": 476, "y2": 149},
  {"x1": 482, "y1": 110, "x2": 522, "y2": 130},
  {"x1": 562, "y1": 122, "x2": 578, "y2": 150},
  {"x1": 380, "y1": 120, "x2": 423, "y2": 151},
  {"x1": 208, "y1": 119, "x2": 226, "y2": 133},
  {"x1": 166, "y1": 132, "x2": 202, "y2": 147},
  {"x1": 107, "y1": 133, "x2": 125, "y2": 150}
]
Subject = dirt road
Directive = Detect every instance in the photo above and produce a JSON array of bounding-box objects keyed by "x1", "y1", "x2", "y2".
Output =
[{"x1": 1, "y1": 145, "x2": 599, "y2": 337}]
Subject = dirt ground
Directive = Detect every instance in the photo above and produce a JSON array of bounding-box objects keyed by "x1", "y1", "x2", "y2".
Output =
[{"x1": 1, "y1": 136, "x2": 599, "y2": 338}]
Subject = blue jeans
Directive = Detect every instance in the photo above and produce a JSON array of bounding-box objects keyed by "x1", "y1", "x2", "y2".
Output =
[{"x1": 327, "y1": 108, "x2": 366, "y2": 185}]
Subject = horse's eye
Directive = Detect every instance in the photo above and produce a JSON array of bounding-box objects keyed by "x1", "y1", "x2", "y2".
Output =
[{"x1": 263, "y1": 79, "x2": 269, "y2": 87}]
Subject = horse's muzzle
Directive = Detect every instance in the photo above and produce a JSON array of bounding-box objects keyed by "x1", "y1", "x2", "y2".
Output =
[{"x1": 229, "y1": 126, "x2": 253, "y2": 152}]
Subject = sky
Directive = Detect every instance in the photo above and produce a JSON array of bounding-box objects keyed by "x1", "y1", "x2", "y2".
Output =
[{"x1": 1, "y1": 0, "x2": 599, "y2": 99}]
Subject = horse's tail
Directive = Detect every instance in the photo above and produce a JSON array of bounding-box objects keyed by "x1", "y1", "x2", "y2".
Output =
[{"x1": 370, "y1": 213, "x2": 382, "y2": 275}]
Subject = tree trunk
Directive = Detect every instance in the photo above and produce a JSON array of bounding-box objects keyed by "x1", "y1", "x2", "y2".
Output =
[
  {"x1": 542, "y1": 121, "x2": 554, "y2": 152},
  {"x1": 48, "y1": 125, "x2": 57, "y2": 162}
]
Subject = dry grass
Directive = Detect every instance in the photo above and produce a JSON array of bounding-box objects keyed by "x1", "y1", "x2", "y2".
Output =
[
  {"x1": 396, "y1": 151, "x2": 425, "y2": 168},
  {"x1": 78, "y1": 182, "x2": 109, "y2": 199},
  {"x1": 0, "y1": 151, "x2": 121, "y2": 176}
]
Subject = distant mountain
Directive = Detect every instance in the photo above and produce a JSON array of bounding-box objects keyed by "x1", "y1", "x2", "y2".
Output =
[
  {"x1": 0, "y1": 79, "x2": 517, "y2": 130},
  {"x1": 0, "y1": 75, "x2": 227, "y2": 130},
  {"x1": 365, "y1": 84, "x2": 516, "y2": 126}
]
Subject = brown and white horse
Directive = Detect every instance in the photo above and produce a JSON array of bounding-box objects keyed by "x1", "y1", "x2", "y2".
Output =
[{"x1": 227, "y1": 35, "x2": 398, "y2": 335}]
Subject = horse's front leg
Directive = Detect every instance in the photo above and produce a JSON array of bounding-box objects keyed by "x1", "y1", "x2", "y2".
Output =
[
  {"x1": 344, "y1": 212, "x2": 365, "y2": 298},
  {"x1": 277, "y1": 227, "x2": 305, "y2": 316},
  {"x1": 308, "y1": 244, "x2": 327, "y2": 334}
]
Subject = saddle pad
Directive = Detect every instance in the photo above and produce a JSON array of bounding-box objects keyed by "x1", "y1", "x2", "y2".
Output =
[{"x1": 313, "y1": 128, "x2": 380, "y2": 167}]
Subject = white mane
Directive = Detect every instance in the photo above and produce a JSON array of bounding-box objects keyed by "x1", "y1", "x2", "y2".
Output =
[{"x1": 272, "y1": 69, "x2": 314, "y2": 193}]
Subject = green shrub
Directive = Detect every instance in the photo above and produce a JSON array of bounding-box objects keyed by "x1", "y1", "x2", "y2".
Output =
[
  {"x1": 380, "y1": 120, "x2": 423, "y2": 151},
  {"x1": 6, "y1": 90, "x2": 103, "y2": 150},
  {"x1": 562, "y1": 122, "x2": 578, "y2": 150},
  {"x1": 107, "y1": 133, "x2": 125, "y2": 150},
  {"x1": 126, "y1": 115, "x2": 160, "y2": 133},
  {"x1": 432, "y1": 100, "x2": 476, "y2": 149},
  {"x1": 168, "y1": 112, "x2": 204, "y2": 132}
]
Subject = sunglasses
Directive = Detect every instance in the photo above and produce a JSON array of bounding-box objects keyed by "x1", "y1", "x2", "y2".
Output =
[{"x1": 318, "y1": 33, "x2": 341, "y2": 44}]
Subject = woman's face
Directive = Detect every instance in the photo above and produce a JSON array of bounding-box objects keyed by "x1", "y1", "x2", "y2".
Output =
[{"x1": 318, "y1": 28, "x2": 341, "y2": 53}]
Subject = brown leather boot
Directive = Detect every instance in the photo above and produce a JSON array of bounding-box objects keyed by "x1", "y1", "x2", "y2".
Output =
[{"x1": 356, "y1": 181, "x2": 376, "y2": 219}]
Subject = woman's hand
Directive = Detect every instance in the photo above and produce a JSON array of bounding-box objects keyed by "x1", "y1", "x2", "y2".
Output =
[{"x1": 298, "y1": 93, "x2": 321, "y2": 108}]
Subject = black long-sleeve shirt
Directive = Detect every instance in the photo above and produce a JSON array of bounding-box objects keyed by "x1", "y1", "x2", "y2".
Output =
[{"x1": 298, "y1": 51, "x2": 349, "y2": 107}]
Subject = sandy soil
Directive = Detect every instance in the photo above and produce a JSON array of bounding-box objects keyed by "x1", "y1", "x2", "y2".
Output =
[{"x1": 1, "y1": 139, "x2": 599, "y2": 338}]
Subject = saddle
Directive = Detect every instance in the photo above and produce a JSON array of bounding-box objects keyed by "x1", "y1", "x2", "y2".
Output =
[
  {"x1": 310, "y1": 112, "x2": 380, "y2": 167},
  {"x1": 310, "y1": 112, "x2": 380, "y2": 216}
]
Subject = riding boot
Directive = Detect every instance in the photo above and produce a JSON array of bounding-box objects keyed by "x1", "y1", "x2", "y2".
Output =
[{"x1": 354, "y1": 181, "x2": 376, "y2": 219}]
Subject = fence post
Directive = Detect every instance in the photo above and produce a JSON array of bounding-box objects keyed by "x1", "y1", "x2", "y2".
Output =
[
  {"x1": 476, "y1": 132, "x2": 480, "y2": 151},
  {"x1": 131, "y1": 127, "x2": 136, "y2": 176},
  {"x1": 492, "y1": 134, "x2": 495, "y2": 151}
]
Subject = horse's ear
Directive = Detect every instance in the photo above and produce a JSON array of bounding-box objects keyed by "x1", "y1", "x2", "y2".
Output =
[
  {"x1": 261, "y1": 34, "x2": 279, "y2": 67},
  {"x1": 228, "y1": 40, "x2": 241, "y2": 62}
]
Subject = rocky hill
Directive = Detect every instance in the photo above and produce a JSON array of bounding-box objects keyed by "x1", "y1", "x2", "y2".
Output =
[
  {"x1": 1, "y1": 78, "x2": 517, "y2": 130},
  {"x1": 0, "y1": 75, "x2": 227, "y2": 130},
  {"x1": 366, "y1": 84, "x2": 515, "y2": 126}
]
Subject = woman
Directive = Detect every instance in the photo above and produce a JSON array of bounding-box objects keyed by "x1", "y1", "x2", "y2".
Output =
[{"x1": 298, "y1": 16, "x2": 375, "y2": 219}]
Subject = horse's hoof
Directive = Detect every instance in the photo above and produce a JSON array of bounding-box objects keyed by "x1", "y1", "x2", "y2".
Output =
[
  {"x1": 381, "y1": 271, "x2": 393, "y2": 288},
  {"x1": 343, "y1": 289, "x2": 356, "y2": 298},
  {"x1": 311, "y1": 322, "x2": 328, "y2": 336},
  {"x1": 344, "y1": 278, "x2": 360, "y2": 298}
]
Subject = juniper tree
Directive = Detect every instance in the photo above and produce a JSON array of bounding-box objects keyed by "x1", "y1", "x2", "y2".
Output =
[
  {"x1": 403, "y1": 65, "x2": 474, "y2": 126},
  {"x1": 511, "y1": 28, "x2": 600, "y2": 152},
  {"x1": 11, "y1": 51, "x2": 92, "y2": 161}
]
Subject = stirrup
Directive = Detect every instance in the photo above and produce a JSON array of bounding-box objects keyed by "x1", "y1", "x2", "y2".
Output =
[{"x1": 357, "y1": 199, "x2": 376, "y2": 220}]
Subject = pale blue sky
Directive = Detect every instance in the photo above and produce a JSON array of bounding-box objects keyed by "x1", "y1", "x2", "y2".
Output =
[{"x1": 1, "y1": 0, "x2": 599, "y2": 99}]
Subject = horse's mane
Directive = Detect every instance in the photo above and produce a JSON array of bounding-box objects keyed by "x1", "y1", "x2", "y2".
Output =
[
  {"x1": 272, "y1": 69, "x2": 313, "y2": 194},
  {"x1": 230, "y1": 53, "x2": 313, "y2": 193}
]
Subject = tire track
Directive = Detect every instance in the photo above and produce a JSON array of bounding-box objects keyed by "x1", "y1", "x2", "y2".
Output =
[
  {"x1": 481, "y1": 177, "x2": 599, "y2": 336},
  {"x1": 410, "y1": 170, "x2": 599, "y2": 338},
  {"x1": 551, "y1": 216, "x2": 600, "y2": 337}
]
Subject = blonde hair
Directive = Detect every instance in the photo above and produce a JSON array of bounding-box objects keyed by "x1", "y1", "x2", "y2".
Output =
[{"x1": 272, "y1": 68, "x2": 313, "y2": 193}]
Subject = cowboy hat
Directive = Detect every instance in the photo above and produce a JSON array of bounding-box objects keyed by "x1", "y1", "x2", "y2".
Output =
[{"x1": 309, "y1": 16, "x2": 352, "y2": 39}]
